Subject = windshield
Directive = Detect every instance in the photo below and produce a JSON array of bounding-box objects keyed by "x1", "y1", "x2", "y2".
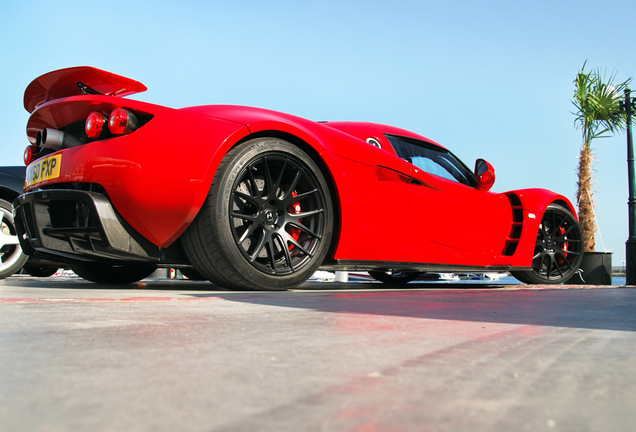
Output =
[{"x1": 386, "y1": 135, "x2": 476, "y2": 187}]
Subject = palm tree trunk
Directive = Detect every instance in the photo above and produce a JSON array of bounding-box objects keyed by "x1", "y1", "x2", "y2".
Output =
[{"x1": 577, "y1": 143, "x2": 596, "y2": 251}]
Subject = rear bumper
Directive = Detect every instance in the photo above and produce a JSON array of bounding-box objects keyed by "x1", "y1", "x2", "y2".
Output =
[{"x1": 14, "y1": 189, "x2": 180, "y2": 264}]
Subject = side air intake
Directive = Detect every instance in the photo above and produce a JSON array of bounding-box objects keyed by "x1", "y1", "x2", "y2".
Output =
[{"x1": 503, "y1": 193, "x2": 524, "y2": 256}]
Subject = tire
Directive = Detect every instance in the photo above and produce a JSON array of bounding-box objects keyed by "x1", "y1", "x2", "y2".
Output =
[
  {"x1": 368, "y1": 270, "x2": 422, "y2": 285},
  {"x1": 0, "y1": 198, "x2": 28, "y2": 279},
  {"x1": 23, "y1": 265, "x2": 59, "y2": 277},
  {"x1": 181, "y1": 138, "x2": 334, "y2": 290},
  {"x1": 511, "y1": 204, "x2": 584, "y2": 284},
  {"x1": 70, "y1": 262, "x2": 156, "y2": 284}
]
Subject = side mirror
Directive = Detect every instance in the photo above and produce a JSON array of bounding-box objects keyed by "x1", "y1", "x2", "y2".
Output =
[{"x1": 475, "y1": 159, "x2": 495, "y2": 191}]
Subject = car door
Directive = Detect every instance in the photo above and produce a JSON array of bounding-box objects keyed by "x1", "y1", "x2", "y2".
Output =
[{"x1": 386, "y1": 135, "x2": 511, "y2": 266}]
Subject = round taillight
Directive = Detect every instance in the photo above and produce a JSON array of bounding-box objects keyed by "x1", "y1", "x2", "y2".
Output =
[
  {"x1": 86, "y1": 112, "x2": 106, "y2": 139},
  {"x1": 24, "y1": 145, "x2": 38, "y2": 165},
  {"x1": 108, "y1": 108, "x2": 138, "y2": 135}
]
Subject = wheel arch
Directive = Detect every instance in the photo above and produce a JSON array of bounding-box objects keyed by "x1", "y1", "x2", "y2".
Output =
[
  {"x1": 512, "y1": 188, "x2": 577, "y2": 218},
  {"x1": 549, "y1": 198, "x2": 578, "y2": 220}
]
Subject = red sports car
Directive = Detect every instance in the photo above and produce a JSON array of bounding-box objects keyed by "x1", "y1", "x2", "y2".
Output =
[{"x1": 14, "y1": 67, "x2": 583, "y2": 289}]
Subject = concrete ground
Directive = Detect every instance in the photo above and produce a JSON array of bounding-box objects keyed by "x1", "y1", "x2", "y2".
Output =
[{"x1": 1, "y1": 275, "x2": 635, "y2": 432}]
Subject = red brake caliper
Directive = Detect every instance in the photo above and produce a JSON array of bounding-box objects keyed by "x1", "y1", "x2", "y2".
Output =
[
  {"x1": 288, "y1": 192, "x2": 302, "y2": 250},
  {"x1": 558, "y1": 226, "x2": 568, "y2": 264}
]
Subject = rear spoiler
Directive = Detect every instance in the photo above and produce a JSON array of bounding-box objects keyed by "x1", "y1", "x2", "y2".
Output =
[{"x1": 24, "y1": 66, "x2": 147, "y2": 113}]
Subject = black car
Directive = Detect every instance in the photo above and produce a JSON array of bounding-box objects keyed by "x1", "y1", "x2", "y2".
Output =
[{"x1": 1, "y1": 166, "x2": 61, "y2": 279}]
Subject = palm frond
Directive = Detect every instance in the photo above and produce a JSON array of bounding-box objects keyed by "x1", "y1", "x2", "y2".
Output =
[{"x1": 572, "y1": 62, "x2": 632, "y2": 143}]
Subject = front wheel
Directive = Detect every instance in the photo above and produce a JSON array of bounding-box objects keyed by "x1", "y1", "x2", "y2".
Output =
[
  {"x1": 181, "y1": 138, "x2": 334, "y2": 290},
  {"x1": 511, "y1": 204, "x2": 583, "y2": 284},
  {"x1": 70, "y1": 263, "x2": 156, "y2": 284}
]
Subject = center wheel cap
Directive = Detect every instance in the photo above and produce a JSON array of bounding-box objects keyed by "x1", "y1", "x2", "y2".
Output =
[{"x1": 263, "y1": 208, "x2": 278, "y2": 225}]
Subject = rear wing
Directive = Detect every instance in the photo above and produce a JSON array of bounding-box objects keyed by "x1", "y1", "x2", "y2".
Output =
[{"x1": 24, "y1": 66, "x2": 147, "y2": 113}]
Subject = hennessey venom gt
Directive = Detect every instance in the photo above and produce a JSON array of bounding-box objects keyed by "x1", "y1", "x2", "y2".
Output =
[{"x1": 14, "y1": 67, "x2": 583, "y2": 289}]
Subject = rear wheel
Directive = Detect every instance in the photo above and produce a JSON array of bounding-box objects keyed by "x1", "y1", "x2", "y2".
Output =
[
  {"x1": 181, "y1": 138, "x2": 334, "y2": 290},
  {"x1": 70, "y1": 262, "x2": 156, "y2": 284},
  {"x1": 369, "y1": 270, "x2": 422, "y2": 285},
  {"x1": 0, "y1": 198, "x2": 28, "y2": 279},
  {"x1": 511, "y1": 204, "x2": 583, "y2": 284}
]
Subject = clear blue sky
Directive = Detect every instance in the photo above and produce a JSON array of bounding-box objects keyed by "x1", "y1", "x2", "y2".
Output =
[{"x1": 1, "y1": 0, "x2": 635, "y2": 264}]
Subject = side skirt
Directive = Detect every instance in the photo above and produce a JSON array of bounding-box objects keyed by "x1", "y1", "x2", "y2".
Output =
[{"x1": 320, "y1": 260, "x2": 531, "y2": 273}]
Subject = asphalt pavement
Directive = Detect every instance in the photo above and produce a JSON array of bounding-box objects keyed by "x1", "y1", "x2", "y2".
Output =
[{"x1": 1, "y1": 275, "x2": 635, "y2": 432}]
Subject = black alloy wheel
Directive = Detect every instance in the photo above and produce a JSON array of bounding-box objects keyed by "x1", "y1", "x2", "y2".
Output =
[
  {"x1": 511, "y1": 204, "x2": 583, "y2": 284},
  {"x1": 181, "y1": 138, "x2": 334, "y2": 290},
  {"x1": 230, "y1": 152, "x2": 326, "y2": 276}
]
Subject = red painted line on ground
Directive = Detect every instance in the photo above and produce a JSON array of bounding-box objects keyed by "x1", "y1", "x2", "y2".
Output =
[{"x1": 0, "y1": 296, "x2": 221, "y2": 304}]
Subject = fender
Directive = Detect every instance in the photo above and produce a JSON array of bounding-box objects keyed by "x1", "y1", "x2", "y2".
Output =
[
  {"x1": 181, "y1": 105, "x2": 408, "y2": 169},
  {"x1": 512, "y1": 188, "x2": 577, "y2": 217},
  {"x1": 24, "y1": 97, "x2": 250, "y2": 247}
]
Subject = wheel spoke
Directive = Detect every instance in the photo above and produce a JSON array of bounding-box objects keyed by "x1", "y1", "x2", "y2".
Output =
[
  {"x1": 265, "y1": 238, "x2": 278, "y2": 274},
  {"x1": 232, "y1": 211, "x2": 258, "y2": 222},
  {"x1": 293, "y1": 208, "x2": 323, "y2": 219},
  {"x1": 274, "y1": 232, "x2": 294, "y2": 271},
  {"x1": 556, "y1": 250, "x2": 574, "y2": 271},
  {"x1": 0, "y1": 232, "x2": 20, "y2": 248},
  {"x1": 263, "y1": 157, "x2": 275, "y2": 200},
  {"x1": 237, "y1": 222, "x2": 259, "y2": 244},
  {"x1": 287, "y1": 220, "x2": 321, "y2": 240},
  {"x1": 234, "y1": 191, "x2": 261, "y2": 207},
  {"x1": 280, "y1": 230, "x2": 312, "y2": 257},
  {"x1": 557, "y1": 225, "x2": 574, "y2": 240},
  {"x1": 281, "y1": 169, "x2": 302, "y2": 202},
  {"x1": 273, "y1": 159, "x2": 288, "y2": 198},
  {"x1": 552, "y1": 255, "x2": 565, "y2": 277},
  {"x1": 556, "y1": 214, "x2": 568, "y2": 231},
  {"x1": 0, "y1": 230, "x2": 20, "y2": 249},
  {"x1": 551, "y1": 210, "x2": 557, "y2": 235},
  {"x1": 545, "y1": 255, "x2": 555, "y2": 279},
  {"x1": 247, "y1": 165, "x2": 262, "y2": 199},
  {"x1": 283, "y1": 188, "x2": 319, "y2": 207},
  {"x1": 248, "y1": 232, "x2": 268, "y2": 263}
]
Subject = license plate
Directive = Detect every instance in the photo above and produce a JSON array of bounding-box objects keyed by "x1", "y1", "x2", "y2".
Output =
[{"x1": 26, "y1": 154, "x2": 62, "y2": 187}]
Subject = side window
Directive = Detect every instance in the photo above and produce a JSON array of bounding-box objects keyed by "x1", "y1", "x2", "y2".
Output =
[{"x1": 386, "y1": 135, "x2": 475, "y2": 186}]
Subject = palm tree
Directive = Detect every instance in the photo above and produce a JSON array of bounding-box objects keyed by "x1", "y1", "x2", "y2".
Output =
[{"x1": 572, "y1": 62, "x2": 631, "y2": 251}]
